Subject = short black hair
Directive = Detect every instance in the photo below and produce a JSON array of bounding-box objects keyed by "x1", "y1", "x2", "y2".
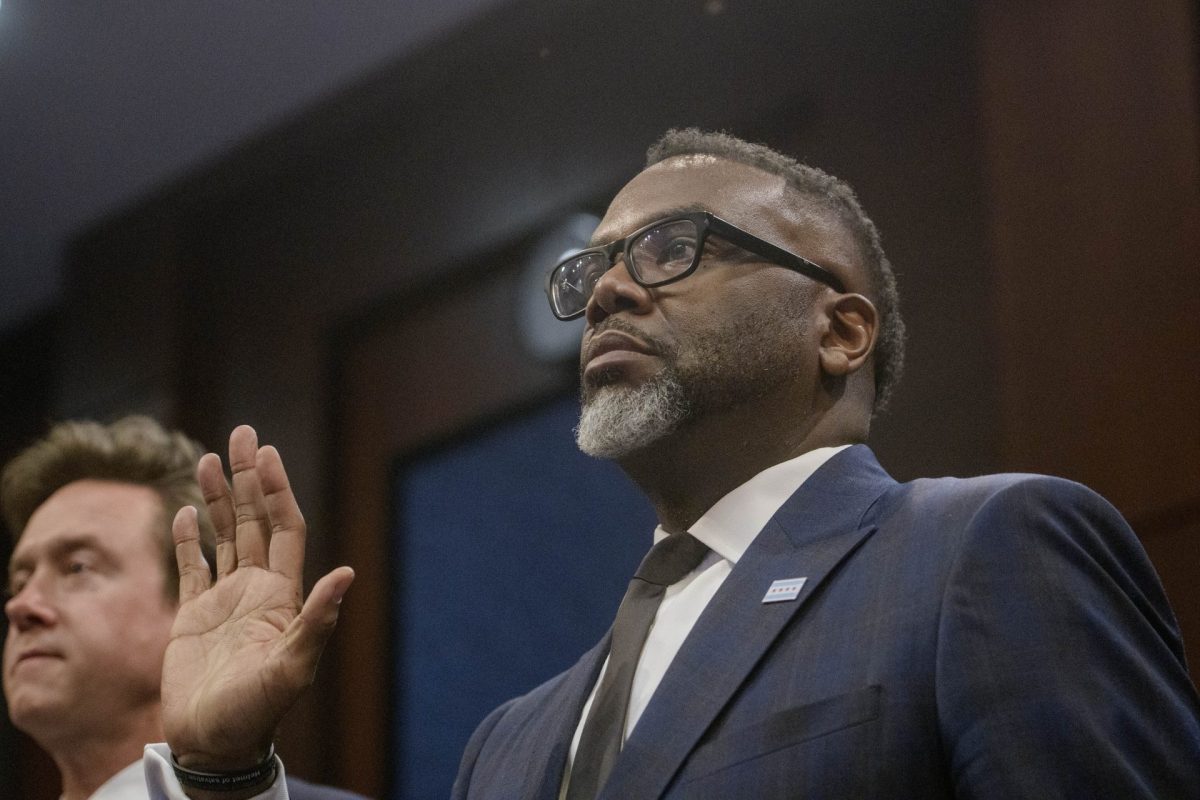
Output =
[{"x1": 646, "y1": 128, "x2": 905, "y2": 412}]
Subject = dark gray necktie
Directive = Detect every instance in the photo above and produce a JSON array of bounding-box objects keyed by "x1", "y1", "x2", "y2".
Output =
[{"x1": 565, "y1": 532, "x2": 711, "y2": 800}]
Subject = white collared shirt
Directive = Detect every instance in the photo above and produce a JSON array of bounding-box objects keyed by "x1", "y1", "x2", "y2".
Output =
[
  {"x1": 560, "y1": 445, "x2": 848, "y2": 794},
  {"x1": 80, "y1": 760, "x2": 146, "y2": 800}
]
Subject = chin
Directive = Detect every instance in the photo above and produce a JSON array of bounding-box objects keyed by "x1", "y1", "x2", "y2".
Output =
[
  {"x1": 583, "y1": 364, "x2": 626, "y2": 391},
  {"x1": 6, "y1": 693, "x2": 67, "y2": 737},
  {"x1": 583, "y1": 367, "x2": 657, "y2": 405}
]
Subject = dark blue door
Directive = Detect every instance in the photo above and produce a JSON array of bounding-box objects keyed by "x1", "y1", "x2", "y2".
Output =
[{"x1": 389, "y1": 394, "x2": 655, "y2": 799}]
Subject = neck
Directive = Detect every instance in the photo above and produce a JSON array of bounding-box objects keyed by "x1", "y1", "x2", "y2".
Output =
[
  {"x1": 44, "y1": 704, "x2": 164, "y2": 800},
  {"x1": 618, "y1": 398, "x2": 863, "y2": 533}
]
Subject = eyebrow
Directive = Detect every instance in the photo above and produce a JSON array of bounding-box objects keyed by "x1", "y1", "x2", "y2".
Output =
[
  {"x1": 7, "y1": 533, "x2": 110, "y2": 580},
  {"x1": 587, "y1": 204, "x2": 711, "y2": 248}
]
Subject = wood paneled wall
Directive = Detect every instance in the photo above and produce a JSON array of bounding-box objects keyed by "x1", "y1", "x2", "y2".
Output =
[{"x1": 979, "y1": 0, "x2": 1200, "y2": 659}]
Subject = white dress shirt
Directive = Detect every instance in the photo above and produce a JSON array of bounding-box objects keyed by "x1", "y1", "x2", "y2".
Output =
[
  {"x1": 146, "y1": 444, "x2": 848, "y2": 800},
  {"x1": 81, "y1": 760, "x2": 147, "y2": 800}
]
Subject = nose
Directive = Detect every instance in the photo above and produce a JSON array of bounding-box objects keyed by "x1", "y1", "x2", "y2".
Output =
[
  {"x1": 585, "y1": 256, "x2": 654, "y2": 325},
  {"x1": 5, "y1": 577, "x2": 58, "y2": 633}
]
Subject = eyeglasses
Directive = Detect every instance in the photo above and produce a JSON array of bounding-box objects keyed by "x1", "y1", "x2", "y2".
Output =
[{"x1": 544, "y1": 211, "x2": 846, "y2": 320}]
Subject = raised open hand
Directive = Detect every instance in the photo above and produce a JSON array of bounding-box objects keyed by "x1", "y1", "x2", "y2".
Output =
[{"x1": 162, "y1": 425, "x2": 354, "y2": 771}]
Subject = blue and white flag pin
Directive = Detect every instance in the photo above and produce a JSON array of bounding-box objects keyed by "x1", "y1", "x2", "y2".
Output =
[{"x1": 762, "y1": 577, "x2": 807, "y2": 604}]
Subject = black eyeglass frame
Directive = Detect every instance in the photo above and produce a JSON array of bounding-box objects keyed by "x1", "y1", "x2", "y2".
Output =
[{"x1": 545, "y1": 211, "x2": 847, "y2": 320}]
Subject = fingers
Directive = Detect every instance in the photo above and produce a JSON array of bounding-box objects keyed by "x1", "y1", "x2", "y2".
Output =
[
  {"x1": 284, "y1": 567, "x2": 355, "y2": 676},
  {"x1": 259, "y1": 445, "x2": 306, "y2": 583},
  {"x1": 198, "y1": 451, "x2": 238, "y2": 579},
  {"x1": 201, "y1": 426, "x2": 310, "y2": 587},
  {"x1": 229, "y1": 426, "x2": 272, "y2": 569},
  {"x1": 172, "y1": 506, "x2": 213, "y2": 603}
]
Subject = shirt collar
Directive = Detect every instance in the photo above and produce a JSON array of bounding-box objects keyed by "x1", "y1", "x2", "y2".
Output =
[{"x1": 652, "y1": 445, "x2": 850, "y2": 564}]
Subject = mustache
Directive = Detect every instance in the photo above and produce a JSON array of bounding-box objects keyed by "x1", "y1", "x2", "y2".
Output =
[
  {"x1": 585, "y1": 318, "x2": 674, "y2": 360},
  {"x1": 579, "y1": 319, "x2": 678, "y2": 397}
]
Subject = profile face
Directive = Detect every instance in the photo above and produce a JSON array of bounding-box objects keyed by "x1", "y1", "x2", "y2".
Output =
[
  {"x1": 3, "y1": 480, "x2": 177, "y2": 742},
  {"x1": 576, "y1": 156, "x2": 856, "y2": 428}
]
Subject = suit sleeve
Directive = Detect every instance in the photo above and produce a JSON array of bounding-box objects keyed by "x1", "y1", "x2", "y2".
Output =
[{"x1": 935, "y1": 478, "x2": 1200, "y2": 799}]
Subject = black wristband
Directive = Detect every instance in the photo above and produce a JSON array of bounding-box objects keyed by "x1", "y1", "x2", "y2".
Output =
[{"x1": 170, "y1": 745, "x2": 278, "y2": 792}]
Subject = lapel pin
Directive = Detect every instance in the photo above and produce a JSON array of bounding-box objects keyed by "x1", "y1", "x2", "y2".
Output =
[{"x1": 762, "y1": 577, "x2": 807, "y2": 604}]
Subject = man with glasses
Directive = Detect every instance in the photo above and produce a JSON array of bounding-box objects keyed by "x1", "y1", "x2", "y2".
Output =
[{"x1": 148, "y1": 129, "x2": 1197, "y2": 799}]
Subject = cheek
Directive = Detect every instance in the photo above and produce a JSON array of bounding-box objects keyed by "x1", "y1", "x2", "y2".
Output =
[
  {"x1": 123, "y1": 601, "x2": 175, "y2": 650},
  {"x1": 2, "y1": 634, "x2": 14, "y2": 688},
  {"x1": 2, "y1": 625, "x2": 21, "y2": 672},
  {"x1": 77, "y1": 593, "x2": 175, "y2": 669},
  {"x1": 678, "y1": 286, "x2": 809, "y2": 359}
]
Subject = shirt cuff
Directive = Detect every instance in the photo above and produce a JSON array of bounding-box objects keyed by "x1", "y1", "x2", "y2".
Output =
[{"x1": 143, "y1": 743, "x2": 289, "y2": 800}]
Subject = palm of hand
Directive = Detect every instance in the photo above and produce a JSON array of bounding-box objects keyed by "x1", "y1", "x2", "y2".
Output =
[
  {"x1": 162, "y1": 567, "x2": 304, "y2": 764},
  {"x1": 164, "y1": 427, "x2": 354, "y2": 771}
]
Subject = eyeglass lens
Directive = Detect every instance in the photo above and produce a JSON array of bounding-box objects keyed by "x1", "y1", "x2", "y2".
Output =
[
  {"x1": 551, "y1": 253, "x2": 608, "y2": 318},
  {"x1": 630, "y1": 219, "x2": 699, "y2": 283},
  {"x1": 551, "y1": 218, "x2": 702, "y2": 317}
]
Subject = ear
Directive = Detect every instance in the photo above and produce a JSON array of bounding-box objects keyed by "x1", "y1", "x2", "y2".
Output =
[{"x1": 818, "y1": 294, "x2": 878, "y2": 377}]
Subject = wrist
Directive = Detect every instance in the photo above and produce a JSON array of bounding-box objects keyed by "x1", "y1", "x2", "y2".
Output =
[
  {"x1": 170, "y1": 738, "x2": 275, "y2": 772},
  {"x1": 171, "y1": 744, "x2": 278, "y2": 797}
]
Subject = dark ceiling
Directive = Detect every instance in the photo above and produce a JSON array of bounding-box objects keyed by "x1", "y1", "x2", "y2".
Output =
[{"x1": 0, "y1": 0, "x2": 507, "y2": 331}]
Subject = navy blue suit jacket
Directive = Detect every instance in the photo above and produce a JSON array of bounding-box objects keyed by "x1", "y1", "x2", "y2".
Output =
[{"x1": 452, "y1": 446, "x2": 1200, "y2": 798}]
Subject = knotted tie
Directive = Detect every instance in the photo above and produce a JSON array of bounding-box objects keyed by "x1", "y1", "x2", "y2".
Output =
[{"x1": 565, "y1": 532, "x2": 711, "y2": 800}]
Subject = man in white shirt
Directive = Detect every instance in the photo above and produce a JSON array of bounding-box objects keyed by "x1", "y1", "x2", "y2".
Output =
[
  {"x1": 2, "y1": 417, "x2": 364, "y2": 800},
  {"x1": 154, "y1": 129, "x2": 1199, "y2": 799}
]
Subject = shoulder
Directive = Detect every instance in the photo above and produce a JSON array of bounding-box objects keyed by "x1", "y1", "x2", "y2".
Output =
[
  {"x1": 892, "y1": 470, "x2": 1106, "y2": 513},
  {"x1": 823, "y1": 446, "x2": 1116, "y2": 535},
  {"x1": 917, "y1": 476, "x2": 1200, "y2": 794},
  {"x1": 878, "y1": 470, "x2": 1130, "y2": 545},
  {"x1": 452, "y1": 688, "x2": 550, "y2": 797},
  {"x1": 463, "y1": 664, "x2": 576, "y2": 746},
  {"x1": 916, "y1": 472, "x2": 1135, "y2": 556},
  {"x1": 285, "y1": 775, "x2": 373, "y2": 800},
  {"x1": 873, "y1": 471, "x2": 1167, "y2": 611},
  {"x1": 457, "y1": 671, "x2": 570, "y2": 761},
  {"x1": 894, "y1": 472, "x2": 1187, "y2": 662}
]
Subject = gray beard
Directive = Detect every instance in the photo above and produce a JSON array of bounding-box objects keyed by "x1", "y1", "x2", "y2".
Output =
[{"x1": 575, "y1": 369, "x2": 690, "y2": 459}]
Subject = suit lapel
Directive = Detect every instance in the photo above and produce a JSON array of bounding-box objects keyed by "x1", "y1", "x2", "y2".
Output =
[
  {"x1": 597, "y1": 445, "x2": 892, "y2": 799},
  {"x1": 525, "y1": 633, "x2": 611, "y2": 800}
]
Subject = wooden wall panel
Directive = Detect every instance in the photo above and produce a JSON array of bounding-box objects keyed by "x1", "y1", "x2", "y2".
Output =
[
  {"x1": 980, "y1": 0, "x2": 1200, "y2": 515},
  {"x1": 979, "y1": 0, "x2": 1200, "y2": 666}
]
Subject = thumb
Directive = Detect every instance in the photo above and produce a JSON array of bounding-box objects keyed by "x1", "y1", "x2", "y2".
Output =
[{"x1": 283, "y1": 566, "x2": 355, "y2": 680}]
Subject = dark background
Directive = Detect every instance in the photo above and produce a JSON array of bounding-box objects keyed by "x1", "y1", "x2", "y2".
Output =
[{"x1": 1, "y1": 1, "x2": 1197, "y2": 798}]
